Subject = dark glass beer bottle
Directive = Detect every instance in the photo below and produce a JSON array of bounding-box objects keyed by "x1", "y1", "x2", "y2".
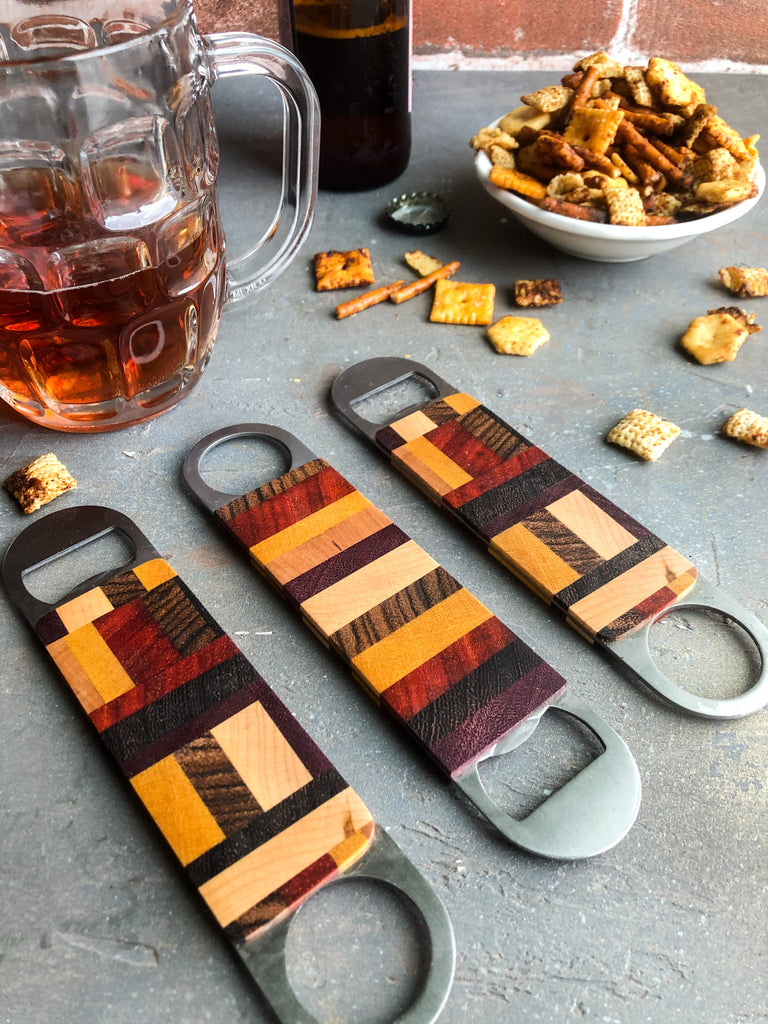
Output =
[{"x1": 291, "y1": 0, "x2": 412, "y2": 190}]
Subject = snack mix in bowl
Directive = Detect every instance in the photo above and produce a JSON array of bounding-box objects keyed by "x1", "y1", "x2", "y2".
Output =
[{"x1": 472, "y1": 52, "x2": 761, "y2": 260}]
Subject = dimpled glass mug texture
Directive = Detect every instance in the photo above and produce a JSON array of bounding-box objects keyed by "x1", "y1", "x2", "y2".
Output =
[{"x1": 0, "y1": 1, "x2": 318, "y2": 431}]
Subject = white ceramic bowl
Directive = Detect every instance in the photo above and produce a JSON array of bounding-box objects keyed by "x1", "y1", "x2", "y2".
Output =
[{"x1": 475, "y1": 144, "x2": 765, "y2": 263}]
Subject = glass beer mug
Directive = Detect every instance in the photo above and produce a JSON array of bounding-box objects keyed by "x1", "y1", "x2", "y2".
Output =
[{"x1": 0, "y1": 0, "x2": 319, "y2": 431}]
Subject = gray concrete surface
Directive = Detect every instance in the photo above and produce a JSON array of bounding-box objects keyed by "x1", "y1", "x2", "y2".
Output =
[{"x1": 1, "y1": 70, "x2": 766, "y2": 1024}]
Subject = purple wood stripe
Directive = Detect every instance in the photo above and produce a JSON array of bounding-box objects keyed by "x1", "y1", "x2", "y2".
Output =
[
  {"x1": 282, "y1": 523, "x2": 410, "y2": 604},
  {"x1": 431, "y1": 662, "x2": 567, "y2": 778},
  {"x1": 577, "y1": 482, "x2": 651, "y2": 541}
]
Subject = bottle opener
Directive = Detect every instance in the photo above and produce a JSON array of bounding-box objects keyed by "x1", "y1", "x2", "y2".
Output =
[
  {"x1": 331, "y1": 356, "x2": 768, "y2": 720},
  {"x1": 1, "y1": 505, "x2": 455, "y2": 1024},
  {"x1": 184, "y1": 425, "x2": 641, "y2": 860}
]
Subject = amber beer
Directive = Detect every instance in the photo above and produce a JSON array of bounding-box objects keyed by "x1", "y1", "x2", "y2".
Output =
[{"x1": 293, "y1": 0, "x2": 411, "y2": 190}]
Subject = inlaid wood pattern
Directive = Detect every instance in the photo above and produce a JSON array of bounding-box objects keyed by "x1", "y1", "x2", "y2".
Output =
[
  {"x1": 373, "y1": 394, "x2": 697, "y2": 643},
  {"x1": 35, "y1": 558, "x2": 374, "y2": 941},
  {"x1": 214, "y1": 460, "x2": 567, "y2": 778}
]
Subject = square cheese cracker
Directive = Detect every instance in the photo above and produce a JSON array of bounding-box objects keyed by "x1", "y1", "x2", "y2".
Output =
[
  {"x1": 607, "y1": 409, "x2": 680, "y2": 462},
  {"x1": 314, "y1": 248, "x2": 375, "y2": 291},
  {"x1": 430, "y1": 279, "x2": 495, "y2": 325}
]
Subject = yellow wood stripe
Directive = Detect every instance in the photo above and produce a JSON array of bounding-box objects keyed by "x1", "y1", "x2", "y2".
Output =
[
  {"x1": 300, "y1": 540, "x2": 439, "y2": 636},
  {"x1": 491, "y1": 523, "x2": 582, "y2": 598},
  {"x1": 668, "y1": 568, "x2": 698, "y2": 599},
  {"x1": 56, "y1": 587, "x2": 113, "y2": 633},
  {"x1": 60, "y1": 623, "x2": 135, "y2": 704},
  {"x1": 389, "y1": 409, "x2": 439, "y2": 442},
  {"x1": 211, "y1": 701, "x2": 312, "y2": 812},
  {"x1": 444, "y1": 392, "x2": 481, "y2": 415},
  {"x1": 134, "y1": 558, "x2": 177, "y2": 590},
  {"x1": 568, "y1": 545, "x2": 697, "y2": 635},
  {"x1": 397, "y1": 434, "x2": 474, "y2": 492},
  {"x1": 329, "y1": 824, "x2": 373, "y2": 869},
  {"x1": 352, "y1": 587, "x2": 494, "y2": 693},
  {"x1": 199, "y1": 787, "x2": 373, "y2": 927},
  {"x1": 131, "y1": 755, "x2": 226, "y2": 866},
  {"x1": 391, "y1": 444, "x2": 456, "y2": 497},
  {"x1": 250, "y1": 489, "x2": 371, "y2": 566},
  {"x1": 546, "y1": 489, "x2": 637, "y2": 561},
  {"x1": 265, "y1": 504, "x2": 392, "y2": 585},
  {"x1": 46, "y1": 634, "x2": 107, "y2": 714}
]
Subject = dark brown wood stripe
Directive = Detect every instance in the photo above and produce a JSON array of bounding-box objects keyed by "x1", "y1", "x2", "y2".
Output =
[
  {"x1": 174, "y1": 734, "x2": 264, "y2": 836},
  {"x1": 458, "y1": 405, "x2": 533, "y2": 460},
  {"x1": 524, "y1": 509, "x2": 606, "y2": 575},
  {"x1": 215, "y1": 459, "x2": 326, "y2": 523},
  {"x1": 420, "y1": 398, "x2": 467, "y2": 426},
  {"x1": 577, "y1": 482, "x2": 652, "y2": 541},
  {"x1": 461, "y1": 460, "x2": 575, "y2": 536},
  {"x1": 144, "y1": 578, "x2": 220, "y2": 658},
  {"x1": 283, "y1": 523, "x2": 410, "y2": 605},
  {"x1": 553, "y1": 532, "x2": 669, "y2": 609},
  {"x1": 100, "y1": 653, "x2": 262, "y2": 769},
  {"x1": 329, "y1": 566, "x2": 463, "y2": 661},
  {"x1": 185, "y1": 768, "x2": 348, "y2": 887},
  {"x1": 100, "y1": 569, "x2": 148, "y2": 609}
]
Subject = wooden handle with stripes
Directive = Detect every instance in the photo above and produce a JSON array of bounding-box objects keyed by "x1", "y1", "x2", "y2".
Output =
[
  {"x1": 203, "y1": 452, "x2": 568, "y2": 780},
  {"x1": 3, "y1": 508, "x2": 374, "y2": 944}
]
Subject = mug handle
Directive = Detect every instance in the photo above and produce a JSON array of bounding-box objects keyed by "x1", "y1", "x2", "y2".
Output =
[{"x1": 204, "y1": 33, "x2": 320, "y2": 300}]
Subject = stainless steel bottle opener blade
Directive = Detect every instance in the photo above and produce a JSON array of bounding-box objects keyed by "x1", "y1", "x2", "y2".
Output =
[
  {"x1": 2, "y1": 505, "x2": 455, "y2": 1024},
  {"x1": 184, "y1": 425, "x2": 641, "y2": 860},
  {"x1": 330, "y1": 356, "x2": 768, "y2": 720}
]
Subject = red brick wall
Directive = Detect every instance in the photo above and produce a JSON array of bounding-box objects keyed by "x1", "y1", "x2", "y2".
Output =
[{"x1": 193, "y1": 0, "x2": 768, "y2": 69}]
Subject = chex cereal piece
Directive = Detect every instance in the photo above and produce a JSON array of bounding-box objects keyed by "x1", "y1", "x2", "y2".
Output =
[
  {"x1": 607, "y1": 409, "x2": 680, "y2": 462},
  {"x1": 4, "y1": 453, "x2": 77, "y2": 514},
  {"x1": 430, "y1": 279, "x2": 495, "y2": 325},
  {"x1": 624, "y1": 65, "x2": 654, "y2": 107},
  {"x1": 404, "y1": 250, "x2": 443, "y2": 276},
  {"x1": 513, "y1": 278, "x2": 563, "y2": 307},
  {"x1": 722, "y1": 408, "x2": 768, "y2": 449},
  {"x1": 314, "y1": 248, "x2": 375, "y2": 291},
  {"x1": 696, "y1": 179, "x2": 757, "y2": 204},
  {"x1": 564, "y1": 107, "x2": 624, "y2": 155},
  {"x1": 574, "y1": 51, "x2": 625, "y2": 78},
  {"x1": 603, "y1": 184, "x2": 646, "y2": 226},
  {"x1": 680, "y1": 311, "x2": 750, "y2": 364},
  {"x1": 470, "y1": 125, "x2": 518, "y2": 153},
  {"x1": 521, "y1": 85, "x2": 573, "y2": 113},
  {"x1": 487, "y1": 316, "x2": 550, "y2": 355},
  {"x1": 719, "y1": 266, "x2": 768, "y2": 298}
]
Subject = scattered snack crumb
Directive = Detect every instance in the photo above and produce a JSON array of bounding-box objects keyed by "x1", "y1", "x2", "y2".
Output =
[
  {"x1": 680, "y1": 311, "x2": 750, "y2": 364},
  {"x1": 607, "y1": 409, "x2": 680, "y2": 462},
  {"x1": 314, "y1": 248, "x2": 375, "y2": 291},
  {"x1": 429, "y1": 279, "x2": 496, "y2": 325},
  {"x1": 487, "y1": 315, "x2": 550, "y2": 355},
  {"x1": 404, "y1": 250, "x2": 444, "y2": 276},
  {"x1": 513, "y1": 278, "x2": 563, "y2": 307},
  {"x1": 4, "y1": 453, "x2": 77, "y2": 514},
  {"x1": 722, "y1": 408, "x2": 768, "y2": 449},
  {"x1": 719, "y1": 266, "x2": 768, "y2": 298}
]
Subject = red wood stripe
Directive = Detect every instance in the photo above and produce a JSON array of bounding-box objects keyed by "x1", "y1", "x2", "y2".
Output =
[
  {"x1": 95, "y1": 597, "x2": 181, "y2": 685},
  {"x1": 90, "y1": 633, "x2": 239, "y2": 732},
  {"x1": 221, "y1": 463, "x2": 355, "y2": 548},
  {"x1": 419, "y1": 418, "x2": 505, "y2": 477},
  {"x1": 383, "y1": 616, "x2": 515, "y2": 720},
  {"x1": 442, "y1": 444, "x2": 550, "y2": 510}
]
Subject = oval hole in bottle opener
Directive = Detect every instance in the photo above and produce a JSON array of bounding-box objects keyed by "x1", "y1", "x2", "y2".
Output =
[
  {"x1": 330, "y1": 356, "x2": 768, "y2": 720},
  {"x1": 183, "y1": 425, "x2": 641, "y2": 860},
  {"x1": 1, "y1": 505, "x2": 455, "y2": 1024}
]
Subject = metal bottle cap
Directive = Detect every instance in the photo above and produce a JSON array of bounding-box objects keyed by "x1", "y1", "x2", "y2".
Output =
[{"x1": 384, "y1": 191, "x2": 450, "y2": 234}]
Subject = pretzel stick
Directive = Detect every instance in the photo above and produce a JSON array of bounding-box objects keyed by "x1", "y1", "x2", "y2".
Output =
[
  {"x1": 615, "y1": 117, "x2": 688, "y2": 184},
  {"x1": 389, "y1": 262, "x2": 460, "y2": 304},
  {"x1": 571, "y1": 145, "x2": 620, "y2": 176},
  {"x1": 541, "y1": 196, "x2": 608, "y2": 222},
  {"x1": 569, "y1": 65, "x2": 602, "y2": 113},
  {"x1": 336, "y1": 280, "x2": 405, "y2": 319}
]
